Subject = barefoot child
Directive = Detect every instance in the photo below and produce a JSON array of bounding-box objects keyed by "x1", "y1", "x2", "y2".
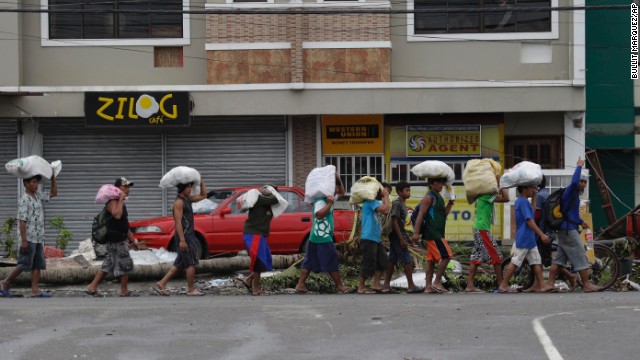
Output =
[
  {"x1": 357, "y1": 187, "x2": 390, "y2": 294},
  {"x1": 295, "y1": 174, "x2": 354, "y2": 294},
  {"x1": 499, "y1": 185, "x2": 554, "y2": 293}
]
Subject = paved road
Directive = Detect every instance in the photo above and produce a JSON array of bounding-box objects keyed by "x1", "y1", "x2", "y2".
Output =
[{"x1": 1, "y1": 291, "x2": 639, "y2": 360}]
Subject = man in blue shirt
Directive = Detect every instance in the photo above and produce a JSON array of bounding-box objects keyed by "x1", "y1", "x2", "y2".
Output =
[
  {"x1": 545, "y1": 158, "x2": 601, "y2": 292},
  {"x1": 357, "y1": 187, "x2": 390, "y2": 294},
  {"x1": 499, "y1": 185, "x2": 553, "y2": 293}
]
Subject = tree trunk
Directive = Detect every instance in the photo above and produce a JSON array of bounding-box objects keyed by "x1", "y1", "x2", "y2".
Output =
[{"x1": 0, "y1": 254, "x2": 303, "y2": 286}]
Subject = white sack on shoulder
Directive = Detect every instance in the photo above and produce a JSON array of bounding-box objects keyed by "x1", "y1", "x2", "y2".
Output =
[
  {"x1": 304, "y1": 165, "x2": 336, "y2": 203},
  {"x1": 349, "y1": 176, "x2": 382, "y2": 204},
  {"x1": 159, "y1": 166, "x2": 201, "y2": 195},
  {"x1": 237, "y1": 187, "x2": 288, "y2": 218},
  {"x1": 236, "y1": 189, "x2": 261, "y2": 211},
  {"x1": 5, "y1": 155, "x2": 62, "y2": 179},
  {"x1": 462, "y1": 158, "x2": 501, "y2": 204},
  {"x1": 500, "y1": 161, "x2": 543, "y2": 188},
  {"x1": 410, "y1": 160, "x2": 455, "y2": 185},
  {"x1": 95, "y1": 184, "x2": 122, "y2": 204}
]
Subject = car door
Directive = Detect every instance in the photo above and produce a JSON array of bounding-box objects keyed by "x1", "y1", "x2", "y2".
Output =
[
  {"x1": 268, "y1": 190, "x2": 313, "y2": 254},
  {"x1": 209, "y1": 191, "x2": 250, "y2": 254}
]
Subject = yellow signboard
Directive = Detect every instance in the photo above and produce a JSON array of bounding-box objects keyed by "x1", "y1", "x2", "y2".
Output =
[
  {"x1": 407, "y1": 125, "x2": 481, "y2": 157},
  {"x1": 322, "y1": 115, "x2": 384, "y2": 154}
]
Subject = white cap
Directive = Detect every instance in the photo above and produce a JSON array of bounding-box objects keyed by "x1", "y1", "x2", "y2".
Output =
[{"x1": 580, "y1": 170, "x2": 589, "y2": 181}]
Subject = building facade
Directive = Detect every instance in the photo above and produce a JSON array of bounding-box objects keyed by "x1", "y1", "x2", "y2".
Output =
[
  {"x1": 585, "y1": 0, "x2": 637, "y2": 230},
  {"x1": 0, "y1": 0, "x2": 586, "y2": 250}
]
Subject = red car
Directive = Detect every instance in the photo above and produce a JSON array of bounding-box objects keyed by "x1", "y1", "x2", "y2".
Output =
[{"x1": 129, "y1": 186, "x2": 355, "y2": 259}]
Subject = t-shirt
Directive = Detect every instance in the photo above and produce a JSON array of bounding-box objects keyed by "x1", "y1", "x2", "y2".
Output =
[
  {"x1": 243, "y1": 194, "x2": 279, "y2": 236},
  {"x1": 389, "y1": 199, "x2": 408, "y2": 243},
  {"x1": 361, "y1": 199, "x2": 382, "y2": 243},
  {"x1": 473, "y1": 194, "x2": 494, "y2": 231},
  {"x1": 310, "y1": 198, "x2": 334, "y2": 244},
  {"x1": 515, "y1": 196, "x2": 536, "y2": 249},
  {"x1": 17, "y1": 191, "x2": 50, "y2": 244}
]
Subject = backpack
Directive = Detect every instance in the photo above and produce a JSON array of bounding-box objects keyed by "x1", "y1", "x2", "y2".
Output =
[
  {"x1": 91, "y1": 205, "x2": 111, "y2": 245},
  {"x1": 410, "y1": 192, "x2": 436, "y2": 234},
  {"x1": 543, "y1": 188, "x2": 579, "y2": 230}
]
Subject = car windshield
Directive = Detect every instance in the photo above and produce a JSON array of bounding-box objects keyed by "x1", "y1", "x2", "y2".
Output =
[{"x1": 207, "y1": 189, "x2": 236, "y2": 204}]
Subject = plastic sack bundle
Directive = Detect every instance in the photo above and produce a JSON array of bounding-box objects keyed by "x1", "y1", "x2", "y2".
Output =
[
  {"x1": 304, "y1": 165, "x2": 336, "y2": 203},
  {"x1": 463, "y1": 158, "x2": 502, "y2": 204},
  {"x1": 5, "y1": 155, "x2": 62, "y2": 179},
  {"x1": 349, "y1": 176, "x2": 383, "y2": 204},
  {"x1": 236, "y1": 186, "x2": 289, "y2": 218},
  {"x1": 500, "y1": 161, "x2": 543, "y2": 188},
  {"x1": 159, "y1": 166, "x2": 201, "y2": 195},
  {"x1": 192, "y1": 198, "x2": 217, "y2": 214},
  {"x1": 95, "y1": 184, "x2": 122, "y2": 204},
  {"x1": 410, "y1": 160, "x2": 455, "y2": 185}
]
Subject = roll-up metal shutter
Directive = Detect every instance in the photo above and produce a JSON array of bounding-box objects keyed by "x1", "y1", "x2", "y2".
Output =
[
  {"x1": 166, "y1": 117, "x2": 286, "y2": 206},
  {"x1": 40, "y1": 119, "x2": 163, "y2": 251},
  {"x1": 0, "y1": 120, "x2": 18, "y2": 256}
]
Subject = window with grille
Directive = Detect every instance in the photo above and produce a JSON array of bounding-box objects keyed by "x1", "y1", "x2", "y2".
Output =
[{"x1": 324, "y1": 156, "x2": 384, "y2": 193}]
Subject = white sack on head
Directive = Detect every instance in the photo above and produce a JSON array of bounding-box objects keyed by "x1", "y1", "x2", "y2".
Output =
[
  {"x1": 159, "y1": 166, "x2": 201, "y2": 195},
  {"x1": 349, "y1": 176, "x2": 383, "y2": 204},
  {"x1": 410, "y1": 160, "x2": 455, "y2": 185},
  {"x1": 500, "y1": 161, "x2": 543, "y2": 188},
  {"x1": 304, "y1": 165, "x2": 336, "y2": 203},
  {"x1": 5, "y1": 155, "x2": 62, "y2": 179},
  {"x1": 95, "y1": 184, "x2": 122, "y2": 204},
  {"x1": 462, "y1": 158, "x2": 501, "y2": 204}
]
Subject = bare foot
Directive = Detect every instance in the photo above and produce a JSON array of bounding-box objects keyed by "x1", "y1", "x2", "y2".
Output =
[
  {"x1": 186, "y1": 290, "x2": 205, "y2": 296},
  {"x1": 424, "y1": 286, "x2": 440, "y2": 294}
]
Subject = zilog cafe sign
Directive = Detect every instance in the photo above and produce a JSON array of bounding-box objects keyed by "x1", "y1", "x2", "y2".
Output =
[{"x1": 85, "y1": 92, "x2": 190, "y2": 127}]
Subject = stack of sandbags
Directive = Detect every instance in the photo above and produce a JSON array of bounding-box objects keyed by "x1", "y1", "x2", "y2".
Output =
[
  {"x1": 95, "y1": 184, "x2": 123, "y2": 204},
  {"x1": 500, "y1": 161, "x2": 543, "y2": 188},
  {"x1": 5, "y1": 155, "x2": 62, "y2": 179},
  {"x1": 304, "y1": 165, "x2": 336, "y2": 203},
  {"x1": 410, "y1": 160, "x2": 455, "y2": 185},
  {"x1": 349, "y1": 176, "x2": 383, "y2": 204},
  {"x1": 159, "y1": 166, "x2": 201, "y2": 195},
  {"x1": 462, "y1": 158, "x2": 502, "y2": 204}
]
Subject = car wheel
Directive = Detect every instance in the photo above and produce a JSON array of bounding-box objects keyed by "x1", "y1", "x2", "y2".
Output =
[
  {"x1": 298, "y1": 235, "x2": 310, "y2": 254},
  {"x1": 195, "y1": 234, "x2": 208, "y2": 259}
]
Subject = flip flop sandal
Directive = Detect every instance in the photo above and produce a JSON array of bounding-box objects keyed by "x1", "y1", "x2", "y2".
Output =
[
  {"x1": 31, "y1": 293, "x2": 53, "y2": 298},
  {"x1": 338, "y1": 287, "x2": 356, "y2": 294},
  {"x1": 84, "y1": 290, "x2": 98, "y2": 297},
  {"x1": 119, "y1": 291, "x2": 139, "y2": 297},
  {"x1": 236, "y1": 277, "x2": 252, "y2": 293},
  {"x1": 407, "y1": 288, "x2": 424, "y2": 294},
  {"x1": 152, "y1": 287, "x2": 170, "y2": 297}
]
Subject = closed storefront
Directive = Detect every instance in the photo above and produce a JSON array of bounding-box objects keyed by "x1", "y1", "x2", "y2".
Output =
[
  {"x1": 37, "y1": 116, "x2": 287, "y2": 251},
  {"x1": 0, "y1": 120, "x2": 18, "y2": 243}
]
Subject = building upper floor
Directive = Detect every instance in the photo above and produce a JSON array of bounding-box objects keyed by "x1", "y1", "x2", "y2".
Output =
[{"x1": 0, "y1": 0, "x2": 585, "y2": 88}]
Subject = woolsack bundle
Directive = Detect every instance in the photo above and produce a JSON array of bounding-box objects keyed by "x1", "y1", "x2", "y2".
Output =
[
  {"x1": 5, "y1": 155, "x2": 62, "y2": 180},
  {"x1": 349, "y1": 176, "x2": 383, "y2": 204},
  {"x1": 462, "y1": 158, "x2": 502, "y2": 204},
  {"x1": 304, "y1": 165, "x2": 336, "y2": 203},
  {"x1": 500, "y1": 161, "x2": 543, "y2": 188},
  {"x1": 159, "y1": 166, "x2": 201, "y2": 195},
  {"x1": 410, "y1": 160, "x2": 455, "y2": 185},
  {"x1": 95, "y1": 184, "x2": 122, "y2": 204}
]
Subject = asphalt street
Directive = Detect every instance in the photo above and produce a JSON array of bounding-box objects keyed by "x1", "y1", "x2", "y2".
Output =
[{"x1": 1, "y1": 291, "x2": 639, "y2": 360}]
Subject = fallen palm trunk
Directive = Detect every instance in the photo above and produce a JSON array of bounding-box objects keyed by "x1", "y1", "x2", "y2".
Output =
[{"x1": 0, "y1": 254, "x2": 303, "y2": 286}]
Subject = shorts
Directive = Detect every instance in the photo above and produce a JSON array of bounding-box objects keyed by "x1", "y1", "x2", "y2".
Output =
[
  {"x1": 425, "y1": 238, "x2": 453, "y2": 263},
  {"x1": 301, "y1": 242, "x2": 340, "y2": 273},
  {"x1": 359, "y1": 239, "x2": 389, "y2": 278},
  {"x1": 173, "y1": 235, "x2": 200, "y2": 270},
  {"x1": 17, "y1": 242, "x2": 46, "y2": 271},
  {"x1": 470, "y1": 229, "x2": 503, "y2": 266},
  {"x1": 511, "y1": 246, "x2": 542, "y2": 267},
  {"x1": 243, "y1": 234, "x2": 272, "y2": 273},
  {"x1": 388, "y1": 235, "x2": 413, "y2": 265},
  {"x1": 554, "y1": 230, "x2": 589, "y2": 271},
  {"x1": 101, "y1": 241, "x2": 133, "y2": 277}
]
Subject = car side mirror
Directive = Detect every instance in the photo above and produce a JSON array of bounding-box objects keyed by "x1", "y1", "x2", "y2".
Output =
[{"x1": 219, "y1": 206, "x2": 232, "y2": 216}]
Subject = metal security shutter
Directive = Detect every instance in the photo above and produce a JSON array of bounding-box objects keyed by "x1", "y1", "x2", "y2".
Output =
[
  {"x1": 0, "y1": 120, "x2": 18, "y2": 256},
  {"x1": 166, "y1": 117, "x2": 286, "y2": 206},
  {"x1": 40, "y1": 119, "x2": 163, "y2": 251}
]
